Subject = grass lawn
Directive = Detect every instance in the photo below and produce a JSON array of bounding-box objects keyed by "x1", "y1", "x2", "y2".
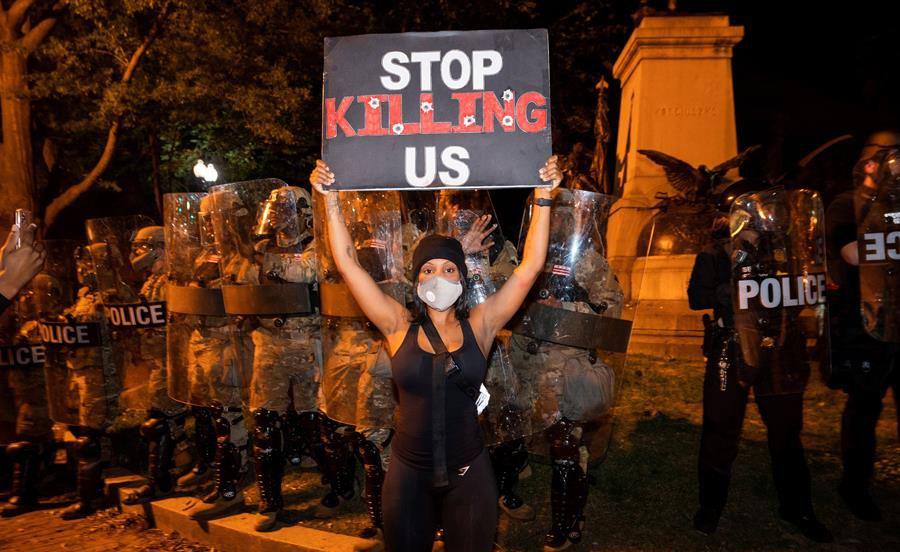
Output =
[{"x1": 495, "y1": 354, "x2": 900, "y2": 551}]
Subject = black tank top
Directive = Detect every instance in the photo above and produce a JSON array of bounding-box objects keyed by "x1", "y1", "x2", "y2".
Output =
[{"x1": 390, "y1": 319, "x2": 487, "y2": 471}]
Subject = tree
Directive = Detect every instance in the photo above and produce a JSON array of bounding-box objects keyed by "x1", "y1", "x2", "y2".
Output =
[{"x1": 0, "y1": 0, "x2": 65, "y2": 221}]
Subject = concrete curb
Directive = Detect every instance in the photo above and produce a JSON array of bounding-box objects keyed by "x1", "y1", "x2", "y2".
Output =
[{"x1": 146, "y1": 497, "x2": 382, "y2": 552}]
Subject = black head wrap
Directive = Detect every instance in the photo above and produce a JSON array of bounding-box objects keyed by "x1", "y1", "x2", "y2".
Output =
[{"x1": 411, "y1": 234, "x2": 467, "y2": 281}]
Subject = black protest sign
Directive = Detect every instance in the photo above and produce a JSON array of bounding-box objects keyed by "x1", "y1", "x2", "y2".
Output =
[{"x1": 322, "y1": 29, "x2": 551, "y2": 191}]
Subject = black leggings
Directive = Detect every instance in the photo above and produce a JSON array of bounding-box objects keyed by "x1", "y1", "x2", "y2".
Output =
[{"x1": 383, "y1": 448, "x2": 498, "y2": 552}]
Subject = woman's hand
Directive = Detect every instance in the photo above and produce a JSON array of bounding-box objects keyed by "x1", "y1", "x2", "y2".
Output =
[
  {"x1": 309, "y1": 159, "x2": 335, "y2": 196},
  {"x1": 458, "y1": 214, "x2": 498, "y2": 256},
  {"x1": 0, "y1": 224, "x2": 45, "y2": 300},
  {"x1": 537, "y1": 155, "x2": 563, "y2": 191}
]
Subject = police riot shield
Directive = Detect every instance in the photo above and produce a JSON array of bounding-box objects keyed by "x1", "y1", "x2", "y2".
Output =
[
  {"x1": 84, "y1": 215, "x2": 161, "y2": 420},
  {"x1": 507, "y1": 188, "x2": 635, "y2": 461},
  {"x1": 314, "y1": 191, "x2": 404, "y2": 430},
  {"x1": 164, "y1": 193, "x2": 249, "y2": 408},
  {"x1": 730, "y1": 187, "x2": 829, "y2": 395},
  {"x1": 208, "y1": 179, "x2": 320, "y2": 414},
  {"x1": 0, "y1": 250, "x2": 73, "y2": 443},
  {"x1": 856, "y1": 148, "x2": 900, "y2": 342},
  {"x1": 39, "y1": 240, "x2": 118, "y2": 428},
  {"x1": 435, "y1": 189, "x2": 529, "y2": 444}
]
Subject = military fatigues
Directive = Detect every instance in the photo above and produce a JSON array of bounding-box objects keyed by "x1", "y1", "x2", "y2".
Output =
[
  {"x1": 65, "y1": 288, "x2": 118, "y2": 429},
  {"x1": 1, "y1": 310, "x2": 54, "y2": 517}
]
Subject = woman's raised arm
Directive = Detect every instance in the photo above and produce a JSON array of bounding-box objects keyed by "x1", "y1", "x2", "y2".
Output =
[
  {"x1": 473, "y1": 155, "x2": 562, "y2": 343},
  {"x1": 310, "y1": 160, "x2": 408, "y2": 337}
]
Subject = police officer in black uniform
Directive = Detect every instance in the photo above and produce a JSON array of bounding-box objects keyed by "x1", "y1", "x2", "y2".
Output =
[
  {"x1": 687, "y1": 181, "x2": 832, "y2": 542},
  {"x1": 826, "y1": 130, "x2": 900, "y2": 521}
]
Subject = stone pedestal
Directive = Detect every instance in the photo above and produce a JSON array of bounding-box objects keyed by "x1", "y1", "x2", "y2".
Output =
[{"x1": 609, "y1": 15, "x2": 743, "y2": 356}]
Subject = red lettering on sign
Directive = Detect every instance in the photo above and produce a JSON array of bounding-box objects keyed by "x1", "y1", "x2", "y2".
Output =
[
  {"x1": 516, "y1": 92, "x2": 547, "y2": 133},
  {"x1": 325, "y1": 97, "x2": 356, "y2": 139}
]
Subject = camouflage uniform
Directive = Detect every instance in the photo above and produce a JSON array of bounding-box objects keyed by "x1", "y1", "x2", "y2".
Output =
[
  {"x1": 1, "y1": 290, "x2": 54, "y2": 518},
  {"x1": 64, "y1": 287, "x2": 118, "y2": 429},
  {"x1": 121, "y1": 226, "x2": 187, "y2": 505},
  {"x1": 208, "y1": 181, "x2": 323, "y2": 531},
  {"x1": 506, "y1": 188, "x2": 629, "y2": 550}
]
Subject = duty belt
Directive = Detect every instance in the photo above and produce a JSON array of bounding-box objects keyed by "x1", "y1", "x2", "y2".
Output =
[{"x1": 508, "y1": 302, "x2": 632, "y2": 353}]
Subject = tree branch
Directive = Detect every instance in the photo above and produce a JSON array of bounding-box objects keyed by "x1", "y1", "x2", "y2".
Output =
[
  {"x1": 8, "y1": 0, "x2": 36, "y2": 31},
  {"x1": 20, "y1": 0, "x2": 68, "y2": 54},
  {"x1": 42, "y1": 0, "x2": 173, "y2": 230},
  {"x1": 21, "y1": 15, "x2": 56, "y2": 53}
]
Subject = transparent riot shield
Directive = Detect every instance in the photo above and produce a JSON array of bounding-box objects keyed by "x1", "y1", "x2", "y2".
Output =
[
  {"x1": 400, "y1": 191, "x2": 437, "y2": 292},
  {"x1": 208, "y1": 179, "x2": 319, "y2": 415},
  {"x1": 856, "y1": 148, "x2": 900, "y2": 343},
  {"x1": 507, "y1": 188, "x2": 637, "y2": 462},
  {"x1": 39, "y1": 240, "x2": 119, "y2": 429},
  {"x1": 314, "y1": 191, "x2": 403, "y2": 430},
  {"x1": 730, "y1": 187, "x2": 829, "y2": 395},
  {"x1": 0, "y1": 254, "x2": 73, "y2": 443},
  {"x1": 84, "y1": 215, "x2": 160, "y2": 421},
  {"x1": 435, "y1": 189, "x2": 529, "y2": 444},
  {"x1": 164, "y1": 193, "x2": 249, "y2": 409}
]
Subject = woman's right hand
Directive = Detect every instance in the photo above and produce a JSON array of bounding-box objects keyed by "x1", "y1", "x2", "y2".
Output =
[{"x1": 309, "y1": 159, "x2": 335, "y2": 196}]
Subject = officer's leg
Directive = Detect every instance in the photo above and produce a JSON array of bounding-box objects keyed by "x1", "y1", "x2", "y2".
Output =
[
  {"x1": 316, "y1": 415, "x2": 357, "y2": 517},
  {"x1": 177, "y1": 405, "x2": 216, "y2": 490},
  {"x1": 544, "y1": 419, "x2": 589, "y2": 551},
  {"x1": 124, "y1": 409, "x2": 185, "y2": 504},
  {"x1": 251, "y1": 408, "x2": 283, "y2": 532},
  {"x1": 189, "y1": 402, "x2": 249, "y2": 520},
  {"x1": 295, "y1": 409, "x2": 328, "y2": 471},
  {"x1": 60, "y1": 428, "x2": 105, "y2": 520},
  {"x1": 840, "y1": 384, "x2": 886, "y2": 520},
  {"x1": 354, "y1": 428, "x2": 393, "y2": 539},
  {"x1": 695, "y1": 344, "x2": 748, "y2": 534},
  {"x1": 757, "y1": 393, "x2": 832, "y2": 542},
  {"x1": 491, "y1": 437, "x2": 534, "y2": 521},
  {"x1": 2, "y1": 441, "x2": 42, "y2": 517}
]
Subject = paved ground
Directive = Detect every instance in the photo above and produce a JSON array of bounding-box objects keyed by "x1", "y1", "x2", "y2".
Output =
[
  {"x1": 1, "y1": 355, "x2": 897, "y2": 551},
  {"x1": 0, "y1": 500, "x2": 211, "y2": 552}
]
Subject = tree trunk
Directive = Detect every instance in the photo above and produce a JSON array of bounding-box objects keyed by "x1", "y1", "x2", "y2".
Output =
[
  {"x1": 150, "y1": 129, "x2": 162, "y2": 218},
  {"x1": 0, "y1": 49, "x2": 35, "y2": 223}
]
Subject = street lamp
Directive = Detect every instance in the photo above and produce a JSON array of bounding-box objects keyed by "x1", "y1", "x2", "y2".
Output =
[{"x1": 193, "y1": 159, "x2": 219, "y2": 183}]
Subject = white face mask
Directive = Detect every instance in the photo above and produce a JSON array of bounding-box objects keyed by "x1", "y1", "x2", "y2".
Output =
[{"x1": 417, "y1": 276, "x2": 463, "y2": 311}]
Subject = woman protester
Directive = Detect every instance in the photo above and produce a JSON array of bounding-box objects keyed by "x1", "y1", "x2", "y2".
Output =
[{"x1": 310, "y1": 156, "x2": 561, "y2": 552}]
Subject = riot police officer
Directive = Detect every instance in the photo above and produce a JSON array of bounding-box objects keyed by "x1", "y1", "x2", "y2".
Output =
[
  {"x1": 688, "y1": 182, "x2": 832, "y2": 542},
  {"x1": 826, "y1": 130, "x2": 900, "y2": 521}
]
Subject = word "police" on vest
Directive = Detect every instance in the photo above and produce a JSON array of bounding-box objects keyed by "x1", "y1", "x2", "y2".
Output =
[
  {"x1": 106, "y1": 302, "x2": 167, "y2": 328},
  {"x1": 861, "y1": 231, "x2": 900, "y2": 262},
  {"x1": 737, "y1": 273, "x2": 827, "y2": 310},
  {"x1": 39, "y1": 322, "x2": 100, "y2": 346},
  {"x1": 0, "y1": 345, "x2": 45, "y2": 368}
]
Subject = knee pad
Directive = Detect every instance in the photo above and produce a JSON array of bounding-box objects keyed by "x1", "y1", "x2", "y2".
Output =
[
  {"x1": 75, "y1": 435, "x2": 102, "y2": 461},
  {"x1": 253, "y1": 408, "x2": 282, "y2": 450},
  {"x1": 6, "y1": 441, "x2": 36, "y2": 461},
  {"x1": 297, "y1": 410, "x2": 321, "y2": 438},
  {"x1": 140, "y1": 416, "x2": 168, "y2": 442}
]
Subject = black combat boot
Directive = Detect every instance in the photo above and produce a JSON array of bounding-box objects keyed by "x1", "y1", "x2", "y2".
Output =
[
  {"x1": 60, "y1": 432, "x2": 104, "y2": 520},
  {"x1": 178, "y1": 405, "x2": 216, "y2": 490},
  {"x1": 251, "y1": 409, "x2": 284, "y2": 532},
  {"x1": 492, "y1": 438, "x2": 535, "y2": 521},
  {"x1": 123, "y1": 411, "x2": 180, "y2": 504},
  {"x1": 2, "y1": 441, "x2": 41, "y2": 517},
  {"x1": 316, "y1": 417, "x2": 356, "y2": 518},
  {"x1": 189, "y1": 404, "x2": 246, "y2": 520},
  {"x1": 544, "y1": 421, "x2": 588, "y2": 551},
  {"x1": 354, "y1": 432, "x2": 389, "y2": 539}
]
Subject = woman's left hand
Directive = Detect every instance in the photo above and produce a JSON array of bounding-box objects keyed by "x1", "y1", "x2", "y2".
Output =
[{"x1": 538, "y1": 155, "x2": 563, "y2": 190}]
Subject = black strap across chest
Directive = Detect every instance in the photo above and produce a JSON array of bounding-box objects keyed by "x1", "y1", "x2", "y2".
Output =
[{"x1": 419, "y1": 318, "x2": 480, "y2": 487}]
